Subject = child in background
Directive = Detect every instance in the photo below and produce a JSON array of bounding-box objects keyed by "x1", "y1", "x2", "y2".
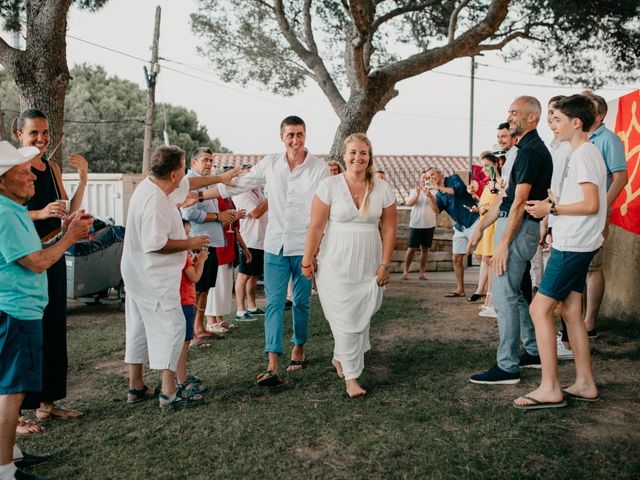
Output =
[{"x1": 176, "y1": 219, "x2": 208, "y2": 403}]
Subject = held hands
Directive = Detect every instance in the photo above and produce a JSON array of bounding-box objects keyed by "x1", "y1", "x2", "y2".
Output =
[
  {"x1": 68, "y1": 154, "x2": 89, "y2": 183},
  {"x1": 65, "y1": 209, "x2": 94, "y2": 242},
  {"x1": 301, "y1": 258, "x2": 315, "y2": 279},
  {"x1": 524, "y1": 200, "x2": 551, "y2": 219}
]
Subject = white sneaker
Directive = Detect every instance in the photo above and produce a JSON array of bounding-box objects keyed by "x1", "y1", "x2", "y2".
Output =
[
  {"x1": 479, "y1": 306, "x2": 497, "y2": 318},
  {"x1": 556, "y1": 336, "x2": 574, "y2": 360}
]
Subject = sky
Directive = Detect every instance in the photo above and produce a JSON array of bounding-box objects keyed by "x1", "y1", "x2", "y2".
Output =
[{"x1": 3, "y1": 0, "x2": 638, "y2": 156}]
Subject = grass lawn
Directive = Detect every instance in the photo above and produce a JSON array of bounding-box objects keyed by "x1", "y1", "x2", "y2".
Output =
[{"x1": 18, "y1": 283, "x2": 640, "y2": 479}]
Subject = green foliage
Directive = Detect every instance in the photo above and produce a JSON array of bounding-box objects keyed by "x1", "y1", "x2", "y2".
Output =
[
  {"x1": 0, "y1": 0, "x2": 109, "y2": 31},
  {"x1": 0, "y1": 65, "x2": 229, "y2": 173},
  {"x1": 191, "y1": 0, "x2": 640, "y2": 95}
]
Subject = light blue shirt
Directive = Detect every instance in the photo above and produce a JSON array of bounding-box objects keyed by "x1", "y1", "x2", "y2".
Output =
[
  {"x1": 180, "y1": 170, "x2": 226, "y2": 247},
  {"x1": 589, "y1": 124, "x2": 626, "y2": 189},
  {"x1": 0, "y1": 194, "x2": 47, "y2": 319}
]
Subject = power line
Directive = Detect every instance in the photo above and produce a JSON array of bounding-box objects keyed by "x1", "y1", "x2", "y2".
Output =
[{"x1": 67, "y1": 34, "x2": 337, "y2": 122}]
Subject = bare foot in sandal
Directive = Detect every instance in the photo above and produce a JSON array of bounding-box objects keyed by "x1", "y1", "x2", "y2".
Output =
[
  {"x1": 287, "y1": 345, "x2": 306, "y2": 372},
  {"x1": 16, "y1": 416, "x2": 44, "y2": 435},
  {"x1": 36, "y1": 403, "x2": 82, "y2": 421}
]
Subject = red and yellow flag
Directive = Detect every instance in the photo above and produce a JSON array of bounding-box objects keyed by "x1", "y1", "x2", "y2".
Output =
[{"x1": 611, "y1": 89, "x2": 640, "y2": 235}]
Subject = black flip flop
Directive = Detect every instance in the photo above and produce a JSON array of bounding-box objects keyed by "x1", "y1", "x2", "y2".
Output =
[
  {"x1": 287, "y1": 359, "x2": 309, "y2": 371},
  {"x1": 256, "y1": 370, "x2": 282, "y2": 387}
]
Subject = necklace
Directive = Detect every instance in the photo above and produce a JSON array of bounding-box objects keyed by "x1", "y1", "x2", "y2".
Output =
[{"x1": 344, "y1": 175, "x2": 367, "y2": 206}]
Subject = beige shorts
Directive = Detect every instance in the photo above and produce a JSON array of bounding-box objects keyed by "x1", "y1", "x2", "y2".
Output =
[{"x1": 124, "y1": 295, "x2": 185, "y2": 371}]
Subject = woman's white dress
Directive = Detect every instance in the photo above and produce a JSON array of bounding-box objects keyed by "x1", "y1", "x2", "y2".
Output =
[{"x1": 315, "y1": 175, "x2": 395, "y2": 380}]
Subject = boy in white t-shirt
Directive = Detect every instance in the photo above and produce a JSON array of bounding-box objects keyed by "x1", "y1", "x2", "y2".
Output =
[
  {"x1": 514, "y1": 94, "x2": 606, "y2": 410},
  {"x1": 402, "y1": 171, "x2": 437, "y2": 280}
]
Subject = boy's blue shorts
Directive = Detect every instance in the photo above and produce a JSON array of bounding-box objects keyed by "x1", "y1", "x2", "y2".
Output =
[
  {"x1": 0, "y1": 312, "x2": 43, "y2": 395},
  {"x1": 181, "y1": 305, "x2": 195, "y2": 342},
  {"x1": 538, "y1": 248, "x2": 598, "y2": 302}
]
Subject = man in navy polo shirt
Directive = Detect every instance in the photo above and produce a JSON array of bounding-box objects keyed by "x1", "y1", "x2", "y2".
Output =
[
  {"x1": 469, "y1": 96, "x2": 553, "y2": 385},
  {"x1": 425, "y1": 168, "x2": 479, "y2": 297}
]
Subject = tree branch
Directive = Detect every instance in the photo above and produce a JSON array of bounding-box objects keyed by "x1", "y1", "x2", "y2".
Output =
[
  {"x1": 0, "y1": 28, "x2": 23, "y2": 69},
  {"x1": 448, "y1": 0, "x2": 471, "y2": 43},
  {"x1": 302, "y1": 0, "x2": 319, "y2": 54},
  {"x1": 476, "y1": 31, "x2": 530, "y2": 52},
  {"x1": 371, "y1": 0, "x2": 440, "y2": 32},
  {"x1": 273, "y1": 0, "x2": 345, "y2": 115},
  {"x1": 347, "y1": 0, "x2": 375, "y2": 91},
  {"x1": 379, "y1": 0, "x2": 511, "y2": 82}
]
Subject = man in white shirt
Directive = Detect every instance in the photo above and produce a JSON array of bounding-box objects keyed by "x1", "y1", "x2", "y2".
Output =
[
  {"x1": 402, "y1": 171, "x2": 437, "y2": 280},
  {"x1": 122, "y1": 145, "x2": 237, "y2": 409},
  {"x1": 216, "y1": 116, "x2": 330, "y2": 386},
  {"x1": 233, "y1": 164, "x2": 269, "y2": 321}
]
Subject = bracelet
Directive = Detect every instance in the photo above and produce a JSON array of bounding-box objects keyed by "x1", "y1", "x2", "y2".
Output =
[
  {"x1": 213, "y1": 212, "x2": 218, "y2": 222},
  {"x1": 301, "y1": 263, "x2": 312, "y2": 269},
  {"x1": 379, "y1": 264, "x2": 390, "y2": 270}
]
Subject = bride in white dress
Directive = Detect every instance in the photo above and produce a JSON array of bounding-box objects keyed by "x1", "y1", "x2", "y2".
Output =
[{"x1": 301, "y1": 133, "x2": 397, "y2": 398}]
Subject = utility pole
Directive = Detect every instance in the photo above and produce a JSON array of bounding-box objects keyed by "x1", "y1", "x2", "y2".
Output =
[
  {"x1": 0, "y1": 104, "x2": 5, "y2": 141},
  {"x1": 142, "y1": 6, "x2": 161, "y2": 175},
  {"x1": 468, "y1": 56, "x2": 476, "y2": 172}
]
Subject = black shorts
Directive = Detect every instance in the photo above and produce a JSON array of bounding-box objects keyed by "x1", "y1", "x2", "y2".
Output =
[
  {"x1": 238, "y1": 248, "x2": 264, "y2": 277},
  {"x1": 408, "y1": 227, "x2": 435, "y2": 249},
  {"x1": 196, "y1": 247, "x2": 218, "y2": 293}
]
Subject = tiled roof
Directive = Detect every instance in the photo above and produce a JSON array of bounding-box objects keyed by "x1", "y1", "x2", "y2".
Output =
[{"x1": 211, "y1": 153, "x2": 474, "y2": 205}]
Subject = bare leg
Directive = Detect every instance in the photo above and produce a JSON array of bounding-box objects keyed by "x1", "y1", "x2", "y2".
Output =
[
  {"x1": 193, "y1": 292, "x2": 209, "y2": 338},
  {"x1": 584, "y1": 270, "x2": 604, "y2": 332},
  {"x1": 475, "y1": 256, "x2": 489, "y2": 295},
  {"x1": 176, "y1": 341, "x2": 189, "y2": 385},
  {"x1": 403, "y1": 248, "x2": 416, "y2": 279},
  {"x1": 235, "y1": 272, "x2": 249, "y2": 312},
  {"x1": 514, "y1": 293, "x2": 564, "y2": 406},
  {"x1": 452, "y1": 254, "x2": 465, "y2": 295},
  {"x1": 246, "y1": 276, "x2": 258, "y2": 310},
  {"x1": 128, "y1": 363, "x2": 145, "y2": 390},
  {"x1": 161, "y1": 369, "x2": 178, "y2": 397},
  {"x1": 0, "y1": 393, "x2": 24, "y2": 466},
  {"x1": 419, "y1": 247, "x2": 429, "y2": 279},
  {"x1": 563, "y1": 291, "x2": 599, "y2": 399}
]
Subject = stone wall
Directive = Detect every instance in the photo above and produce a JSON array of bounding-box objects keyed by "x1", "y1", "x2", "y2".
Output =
[
  {"x1": 390, "y1": 207, "x2": 454, "y2": 273},
  {"x1": 601, "y1": 225, "x2": 640, "y2": 320}
]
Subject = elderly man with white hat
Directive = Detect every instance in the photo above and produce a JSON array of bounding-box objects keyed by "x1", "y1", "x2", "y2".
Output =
[{"x1": 0, "y1": 141, "x2": 93, "y2": 480}]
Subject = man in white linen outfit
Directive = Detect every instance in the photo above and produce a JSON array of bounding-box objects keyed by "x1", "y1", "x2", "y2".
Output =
[
  {"x1": 122, "y1": 145, "x2": 237, "y2": 408},
  {"x1": 215, "y1": 116, "x2": 330, "y2": 386}
]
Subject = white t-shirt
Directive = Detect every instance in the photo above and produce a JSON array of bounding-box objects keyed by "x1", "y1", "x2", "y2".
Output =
[
  {"x1": 233, "y1": 189, "x2": 267, "y2": 250},
  {"x1": 552, "y1": 142, "x2": 607, "y2": 252},
  {"x1": 547, "y1": 139, "x2": 572, "y2": 228},
  {"x1": 407, "y1": 188, "x2": 436, "y2": 229},
  {"x1": 501, "y1": 146, "x2": 518, "y2": 189},
  {"x1": 121, "y1": 176, "x2": 190, "y2": 309}
]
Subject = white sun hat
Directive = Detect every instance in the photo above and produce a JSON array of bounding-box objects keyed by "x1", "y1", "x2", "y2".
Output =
[{"x1": 0, "y1": 141, "x2": 41, "y2": 176}]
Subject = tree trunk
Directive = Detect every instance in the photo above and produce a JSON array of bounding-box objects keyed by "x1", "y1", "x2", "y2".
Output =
[
  {"x1": 328, "y1": 80, "x2": 397, "y2": 161},
  {"x1": 0, "y1": 0, "x2": 71, "y2": 167}
]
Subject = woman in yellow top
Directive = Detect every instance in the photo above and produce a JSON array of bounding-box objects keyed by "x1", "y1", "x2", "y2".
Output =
[{"x1": 473, "y1": 152, "x2": 502, "y2": 317}]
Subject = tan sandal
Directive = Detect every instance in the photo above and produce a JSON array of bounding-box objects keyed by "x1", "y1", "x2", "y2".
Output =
[
  {"x1": 16, "y1": 416, "x2": 45, "y2": 435},
  {"x1": 36, "y1": 405, "x2": 82, "y2": 421}
]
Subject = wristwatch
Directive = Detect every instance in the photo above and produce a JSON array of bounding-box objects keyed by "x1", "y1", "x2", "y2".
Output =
[
  {"x1": 198, "y1": 191, "x2": 204, "y2": 203},
  {"x1": 550, "y1": 202, "x2": 558, "y2": 216}
]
